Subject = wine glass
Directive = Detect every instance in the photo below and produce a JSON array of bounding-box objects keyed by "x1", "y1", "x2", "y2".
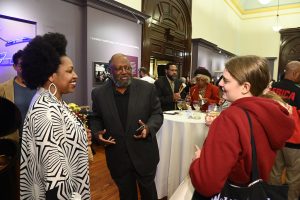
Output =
[
  {"x1": 199, "y1": 98, "x2": 207, "y2": 112},
  {"x1": 177, "y1": 99, "x2": 184, "y2": 111},
  {"x1": 207, "y1": 104, "x2": 221, "y2": 113},
  {"x1": 192, "y1": 101, "x2": 200, "y2": 112},
  {"x1": 185, "y1": 97, "x2": 191, "y2": 110}
]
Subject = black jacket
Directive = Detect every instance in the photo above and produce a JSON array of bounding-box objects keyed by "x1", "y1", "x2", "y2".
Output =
[
  {"x1": 154, "y1": 76, "x2": 186, "y2": 111},
  {"x1": 91, "y1": 79, "x2": 163, "y2": 178}
]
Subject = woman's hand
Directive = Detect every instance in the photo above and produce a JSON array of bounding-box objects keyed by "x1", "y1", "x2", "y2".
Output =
[
  {"x1": 205, "y1": 112, "x2": 218, "y2": 126},
  {"x1": 192, "y1": 145, "x2": 201, "y2": 161},
  {"x1": 86, "y1": 128, "x2": 92, "y2": 146},
  {"x1": 218, "y1": 98, "x2": 226, "y2": 105}
]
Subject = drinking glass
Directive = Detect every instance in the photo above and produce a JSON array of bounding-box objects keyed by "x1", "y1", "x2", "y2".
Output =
[
  {"x1": 185, "y1": 97, "x2": 191, "y2": 110},
  {"x1": 207, "y1": 104, "x2": 221, "y2": 119},
  {"x1": 204, "y1": 104, "x2": 220, "y2": 125},
  {"x1": 177, "y1": 99, "x2": 184, "y2": 111},
  {"x1": 199, "y1": 99, "x2": 207, "y2": 112},
  {"x1": 192, "y1": 101, "x2": 200, "y2": 112}
]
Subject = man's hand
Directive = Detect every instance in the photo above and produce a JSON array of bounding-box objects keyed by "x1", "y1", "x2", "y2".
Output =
[
  {"x1": 98, "y1": 129, "x2": 116, "y2": 146},
  {"x1": 134, "y1": 120, "x2": 149, "y2": 139},
  {"x1": 173, "y1": 93, "x2": 181, "y2": 102}
]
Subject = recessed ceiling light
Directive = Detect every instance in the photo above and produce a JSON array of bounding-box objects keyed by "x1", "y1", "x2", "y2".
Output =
[{"x1": 258, "y1": 0, "x2": 272, "y2": 4}]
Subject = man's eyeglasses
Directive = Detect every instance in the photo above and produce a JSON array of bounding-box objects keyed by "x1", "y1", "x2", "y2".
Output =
[{"x1": 114, "y1": 66, "x2": 132, "y2": 72}]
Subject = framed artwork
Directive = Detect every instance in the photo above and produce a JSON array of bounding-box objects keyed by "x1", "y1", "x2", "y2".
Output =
[
  {"x1": 0, "y1": 14, "x2": 36, "y2": 67},
  {"x1": 93, "y1": 61, "x2": 109, "y2": 85},
  {"x1": 126, "y1": 55, "x2": 138, "y2": 77}
]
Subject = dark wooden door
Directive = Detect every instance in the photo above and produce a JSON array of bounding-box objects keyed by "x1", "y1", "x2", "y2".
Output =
[
  {"x1": 142, "y1": 0, "x2": 192, "y2": 77},
  {"x1": 278, "y1": 28, "x2": 300, "y2": 80}
]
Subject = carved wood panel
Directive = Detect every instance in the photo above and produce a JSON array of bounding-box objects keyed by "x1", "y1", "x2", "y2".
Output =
[
  {"x1": 279, "y1": 28, "x2": 300, "y2": 80},
  {"x1": 142, "y1": 0, "x2": 192, "y2": 77}
]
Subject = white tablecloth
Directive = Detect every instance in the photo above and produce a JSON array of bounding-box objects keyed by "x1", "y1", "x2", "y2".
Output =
[{"x1": 155, "y1": 111, "x2": 209, "y2": 199}]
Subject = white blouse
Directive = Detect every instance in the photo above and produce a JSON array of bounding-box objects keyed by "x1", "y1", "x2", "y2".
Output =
[{"x1": 20, "y1": 89, "x2": 90, "y2": 200}]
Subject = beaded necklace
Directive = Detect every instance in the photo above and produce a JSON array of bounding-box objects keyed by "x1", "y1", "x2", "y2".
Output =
[{"x1": 199, "y1": 86, "x2": 206, "y2": 98}]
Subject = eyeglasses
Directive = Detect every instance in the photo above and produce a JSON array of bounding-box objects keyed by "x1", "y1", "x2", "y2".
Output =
[
  {"x1": 114, "y1": 66, "x2": 132, "y2": 72},
  {"x1": 15, "y1": 62, "x2": 22, "y2": 67},
  {"x1": 196, "y1": 77, "x2": 207, "y2": 82}
]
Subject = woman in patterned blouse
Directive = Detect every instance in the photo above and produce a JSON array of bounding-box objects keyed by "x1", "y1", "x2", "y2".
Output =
[{"x1": 20, "y1": 33, "x2": 91, "y2": 200}]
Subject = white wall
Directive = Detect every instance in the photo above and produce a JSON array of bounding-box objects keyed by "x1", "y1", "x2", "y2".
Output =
[
  {"x1": 195, "y1": 45, "x2": 228, "y2": 76},
  {"x1": 239, "y1": 9, "x2": 300, "y2": 78},
  {"x1": 116, "y1": 0, "x2": 300, "y2": 80},
  {"x1": 86, "y1": 6, "x2": 142, "y2": 106},
  {"x1": 192, "y1": 0, "x2": 300, "y2": 79},
  {"x1": 115, "y1": 0, "x2": 141, "y2": 11},
  {"x1": 0, "y1": 0, "x2": 84, "y2": 104},
  {"x1": 0, "y1": 0, "x2": 143, "y2": 106},
  {"x1": 192, "y1": 0, "x2": 241, "y2": 55}
]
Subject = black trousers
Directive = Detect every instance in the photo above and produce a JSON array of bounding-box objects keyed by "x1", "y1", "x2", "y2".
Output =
[{"x1": 113, "y1": 167, "x2": 157, "y2": 200}]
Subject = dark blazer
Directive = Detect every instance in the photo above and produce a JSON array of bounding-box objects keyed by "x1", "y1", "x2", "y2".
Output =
[
  {"x1": 91, "y1": 79, "x2": 163, "y2": 178},
  {"x1": 154, "y1": 76, "x2": 186, "y2": 111}
]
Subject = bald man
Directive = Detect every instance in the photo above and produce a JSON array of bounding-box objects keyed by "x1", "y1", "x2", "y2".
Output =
[
  {"x1": 271, "y1": 61, "x2": 300, "y2": 109},
  {"x1": 91, "y1": 53, "x2": 163, "y2": 200},
  {"x1": 270, "y1": 60, "x2": 300, "y2": 200}
]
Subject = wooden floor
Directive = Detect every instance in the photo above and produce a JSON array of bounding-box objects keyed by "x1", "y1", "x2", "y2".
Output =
[
  {"x1": 90, "y1": 145, "x2": 119, "y2": 200},
  {"x1": 90, "y1": 145, "x2": 167, "y2": 200}
]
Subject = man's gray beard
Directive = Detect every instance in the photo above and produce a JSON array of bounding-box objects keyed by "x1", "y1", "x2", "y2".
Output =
[
  {"x1": 167, "y1": 74, "x2": 177, "y2": 81},
  {"x1": 112, "y1": 76, "x2": 132, "y2": 88}
]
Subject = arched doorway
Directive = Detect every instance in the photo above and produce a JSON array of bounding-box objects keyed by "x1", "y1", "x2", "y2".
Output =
[
  {"x1": 279, "y1": 28, "x2": 300, "y2": 80},
  {"x1": 142, "y1": 0, "x2": 192, "y2": 78}
]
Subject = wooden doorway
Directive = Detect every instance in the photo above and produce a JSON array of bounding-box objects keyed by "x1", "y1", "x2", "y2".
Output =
[
  {"x1": 150, "y1": 56, "x2": 184, "y2": 79},
  {"x1": 142, "y1": 0, "x2": 192, "y2": 78},
  {"x1": 279, "y1": 28, "x2": 300, "y2": 80}
]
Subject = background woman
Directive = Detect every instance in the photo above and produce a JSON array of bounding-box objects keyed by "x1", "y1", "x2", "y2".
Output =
[
  {"x1": 189, "y1": 67, "x2": 220, "y2": 111},
  {"x1": 20, "y1": 33, "x2": 90, "y2": 199},
  {"x1": 189, "y1": 55, "x2": 294, "y2": 198}
]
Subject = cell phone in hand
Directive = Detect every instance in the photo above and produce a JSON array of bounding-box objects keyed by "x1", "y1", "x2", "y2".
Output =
[{"x1": 135, "y1": 125, "x2": 145, "y2": 135}]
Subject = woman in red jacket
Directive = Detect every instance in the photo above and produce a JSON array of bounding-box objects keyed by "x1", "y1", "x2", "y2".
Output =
[
  {"x1": 189, "y1": 55, "x2": 294, "y2": 198},
  {"x1": 189, "y1": 67, "x2": 220, "y2": 111}
]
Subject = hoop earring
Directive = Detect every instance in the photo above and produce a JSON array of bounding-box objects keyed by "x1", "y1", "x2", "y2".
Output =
[{"x1": 48, "y1": 82, "x2": 57, "y2": 96}]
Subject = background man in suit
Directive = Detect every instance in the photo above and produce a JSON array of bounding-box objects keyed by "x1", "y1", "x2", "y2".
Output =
[
  {"x1": 154, "y1": 63, "x2": 186, "y2": 111},
  {"x1": 91, "y1": 53, "x2": 163, "y2": 200}
]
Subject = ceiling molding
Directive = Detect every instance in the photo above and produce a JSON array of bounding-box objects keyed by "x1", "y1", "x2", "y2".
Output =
[
  {"x1": 224, "y1": 0, "x2": 300, "y2": 19},
  {"x1": 62, "y1": 0, "x2": 150, "y2": 24},
  {"x1": 225, "y1": 0, "x2": 300, "y2": 15},
  {"x1": 192, "y1": 38, "x2": 235, "y2": 57}
]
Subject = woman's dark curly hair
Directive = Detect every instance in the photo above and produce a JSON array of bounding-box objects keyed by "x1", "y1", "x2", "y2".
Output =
[{"x1": 21, "y1": 32, "x2": 67, "y2": 89}]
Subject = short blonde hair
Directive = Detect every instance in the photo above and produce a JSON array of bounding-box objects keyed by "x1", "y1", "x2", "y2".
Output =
[{"x1": 195, "y1": 74, "x2": 210, "y2": 83}]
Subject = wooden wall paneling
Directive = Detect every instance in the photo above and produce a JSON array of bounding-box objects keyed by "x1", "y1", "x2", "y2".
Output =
[
  {"x1": 279, "y1": 27, "x2": 300, "y2": 80},
  {"x1": 142, "y1": 0, "x2": 192, "y2": 77}
]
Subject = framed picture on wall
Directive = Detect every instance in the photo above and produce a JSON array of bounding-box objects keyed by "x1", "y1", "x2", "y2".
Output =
[
  {"x1": 0, "y1": 14, "x2": 36, "y2": 82},
  {"x1": 0, "y1": 14, "x2": 36, "y2": 66},
  {"x1": 93, "y1": 61, "x2": 109, "y2": 85},
  {"x1": 126, "y1": 55, "x2": 138, "y2": 77}
]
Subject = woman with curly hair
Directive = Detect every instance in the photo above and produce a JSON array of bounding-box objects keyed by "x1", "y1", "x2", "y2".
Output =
[{"x1": 20, "y1": 33, "x2": 91, "y2": 200}]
